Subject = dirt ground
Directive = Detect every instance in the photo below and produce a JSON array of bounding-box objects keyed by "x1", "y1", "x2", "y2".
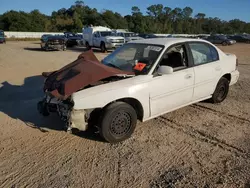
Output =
[{"x1": 0, "y1": 42, "x2": 250, "y2": 188}]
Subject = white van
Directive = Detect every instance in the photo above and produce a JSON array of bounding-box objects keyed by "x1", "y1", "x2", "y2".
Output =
[{"x1": 82, "y1": 26, "x2": 125, "y2": 52}]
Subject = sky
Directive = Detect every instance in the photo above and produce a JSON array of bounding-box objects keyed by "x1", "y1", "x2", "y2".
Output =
[{"x1": 0, "y1": 0, "x2": 250, "y2": 22}]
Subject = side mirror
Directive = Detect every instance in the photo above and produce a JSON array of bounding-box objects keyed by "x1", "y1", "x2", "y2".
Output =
[{"x1": 157, "y1": 66, "x2": 173, "y2": 75}]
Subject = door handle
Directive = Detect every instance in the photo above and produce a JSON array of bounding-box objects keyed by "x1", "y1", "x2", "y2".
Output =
[{"x1": 185, "y1": 74, "x2": 192, "y2": 79}]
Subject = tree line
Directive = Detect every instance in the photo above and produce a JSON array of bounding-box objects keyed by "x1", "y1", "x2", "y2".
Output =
[{"x1": 0, "y1": 1, "x2": 249, "y2": 34}]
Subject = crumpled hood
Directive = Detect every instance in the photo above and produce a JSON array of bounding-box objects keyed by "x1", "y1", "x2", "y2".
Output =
[{"x1": 42, "y1": 50, "x2": 134, "y2": 99}]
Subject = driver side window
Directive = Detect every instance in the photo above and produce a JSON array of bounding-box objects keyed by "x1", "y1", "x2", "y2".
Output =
[
  {"x1": 159, "y1": 44, "x2": 188, "y2": 71},
  {"x1": 94, "y1": 32, "x2": 100, "y2": 38}
]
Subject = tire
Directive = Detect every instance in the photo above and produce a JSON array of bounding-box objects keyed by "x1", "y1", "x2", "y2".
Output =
[
  {"x1": 63, "y1": 45, "x2": 67, "y2": 51},
  {"x1": 100, "y1": 42, "x2": 106, "y2": 53},
  {"x1": 99, "y1": 102, "x2": 137, "y2": 143},
  {"x1": 85, "y1": 42, "x2": 91, "y2": 50},
  {"x1": 210, "y1": 77, "x2": 229, "y2": 103},
  {"x1": 222, "y1": 41, "x2": 227, "y2": 46}
]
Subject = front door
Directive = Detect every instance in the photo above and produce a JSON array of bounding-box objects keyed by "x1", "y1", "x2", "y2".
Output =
[
  {"x1": 149, "y1": 68, "x2": 194, "y2": 116},
  {"x1": 149, "y1": 43, "x2": 195, "y2": 117},
  {"x1": 93, "y1": 32, "x2": 100, "y2": 47}
]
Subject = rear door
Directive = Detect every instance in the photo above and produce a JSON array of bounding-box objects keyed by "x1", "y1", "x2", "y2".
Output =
[
  {"x1": 208, "y1": 36, "x2": 215, "y2": 43},
  {"x1": 188, "y1": 42, "x2": 222, "y2": 101},
  {"x1": 213, "y1": 36, "x2": 221, "y2": 44},
  {"x1": 238, "y1": 36, "x2": 245, "y2": 42}
]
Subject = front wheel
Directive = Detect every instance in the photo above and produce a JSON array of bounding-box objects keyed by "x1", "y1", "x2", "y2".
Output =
[
  {"x1": 210, "y1": 77, "x2": 229, "y2": 103},
  {"x1": 99, "y1": 102, "x2": 137, "y2": 143}
]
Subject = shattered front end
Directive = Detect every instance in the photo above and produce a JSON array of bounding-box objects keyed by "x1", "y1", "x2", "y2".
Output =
[
  {"x1": 37, "y1": 93, "x2": 88, "y2": 132},
  {"x1": 37, "y1": 50, "x2": 134, "y2": 132}
]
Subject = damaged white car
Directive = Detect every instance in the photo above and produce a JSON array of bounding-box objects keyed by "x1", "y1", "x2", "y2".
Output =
[{"x1": 37, "y1": 38, "x2": 239, "y2": 143}]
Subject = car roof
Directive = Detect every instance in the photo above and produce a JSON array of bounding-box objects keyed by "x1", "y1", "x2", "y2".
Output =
[{"x1": 129, "y1": 38, "x2": 208, "y2": 46}]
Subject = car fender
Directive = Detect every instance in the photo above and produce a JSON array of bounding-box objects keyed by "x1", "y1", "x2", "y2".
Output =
[{"x1": 72, "y1": 76, "x2": 151, "y2": 120}]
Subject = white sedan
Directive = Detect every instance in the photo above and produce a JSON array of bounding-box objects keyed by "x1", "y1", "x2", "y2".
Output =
[{"x1": 38, "y1": 38, "x2": 239, "y2": 143}]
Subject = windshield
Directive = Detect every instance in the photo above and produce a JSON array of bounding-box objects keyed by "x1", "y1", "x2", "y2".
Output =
[
  {"x1": 0, "y1": 31, "x2": 4, "y2": 37},
  {"x1": 124, "y1": 33, "x2": 137, "y2": 37},
  {"x1": 100, "y1": 31, "x2": 115, "y2": 37},
  {"x1": 102, "y1": 43, "x2": 164, "y2": 75}
]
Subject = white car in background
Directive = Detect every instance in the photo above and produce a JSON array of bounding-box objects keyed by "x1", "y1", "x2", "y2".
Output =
[
  {"x1": 38, "y1": 38, "x2": 239, "y2": 143},
  {"x1": 116, "y1": 32, "x2": 143, "y2": 43}
]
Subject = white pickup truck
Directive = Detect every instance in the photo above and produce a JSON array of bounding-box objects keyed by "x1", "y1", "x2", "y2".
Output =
[
  {"x1": 82, "y1": 26, "x2": 125, "y2": 52},
  {"x1": 38, "y1": 38, "x2": 239, "y2": 143}
]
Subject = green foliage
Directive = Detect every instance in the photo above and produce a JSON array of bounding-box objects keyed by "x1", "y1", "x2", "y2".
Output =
[{"x1": 0, "y1": 3, "x2": 249, "y2": 34}]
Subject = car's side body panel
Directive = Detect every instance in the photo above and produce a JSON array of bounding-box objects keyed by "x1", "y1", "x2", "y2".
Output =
[{"x1": 72, "y1": 75, "x2": 152, "y2": 120}]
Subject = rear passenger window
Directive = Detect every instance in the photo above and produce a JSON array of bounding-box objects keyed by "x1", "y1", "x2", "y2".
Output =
[{"x1": 189, "y1": 43, "x2": 219, "y2": 65}]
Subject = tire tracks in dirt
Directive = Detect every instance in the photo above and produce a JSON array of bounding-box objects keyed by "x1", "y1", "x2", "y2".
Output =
[
  {"x1": 0, "y1": 134, "x2": 76, "y2": 187},
  {"x1": 155, "y1": 116, "x2": 248, "y2": 159},
  {"x1": 191, "y1": 104, "x2": 250, "y2": 124}
]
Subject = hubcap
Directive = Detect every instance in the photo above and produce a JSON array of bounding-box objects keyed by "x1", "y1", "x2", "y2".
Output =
[
  {"x1": 110, "y1": 111, "x2": 131, "y2": 137},
  {"x1": 217, "y1": 85, "x2": 226, "y2": 100}
]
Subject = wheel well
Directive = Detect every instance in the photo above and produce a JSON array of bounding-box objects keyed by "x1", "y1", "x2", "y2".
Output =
[
  {"x1": 93, "y1": 98, "x2": 144, "y2": 122},
  {"x1": 116, "y1": 98, "x2": 144, "y2": 121},
  {"x1": 222, "y1": 73, "x2": 231, "y2": 82}
]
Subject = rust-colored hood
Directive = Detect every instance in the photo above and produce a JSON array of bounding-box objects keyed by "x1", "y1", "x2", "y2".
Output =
[{"x1": 42, "y1": 50, "x2": 134, "y2": 99}]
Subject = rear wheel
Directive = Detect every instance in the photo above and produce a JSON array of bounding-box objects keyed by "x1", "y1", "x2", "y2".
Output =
[
  {"x1": 99, "y1": 102, "x2": 137, "y2": 143},
  {"x1": 100, "y1": 42, "x2": 106, "y2": 53},
  {"x1": 210, "y1": 77, "x2": 229, "y2": 103},
  {"x1": 85, "y1": 42, "x2": 91, "y2": 50},
  {"x1": 222, "y1": 41, "x2": 228, "y2": 46}
]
